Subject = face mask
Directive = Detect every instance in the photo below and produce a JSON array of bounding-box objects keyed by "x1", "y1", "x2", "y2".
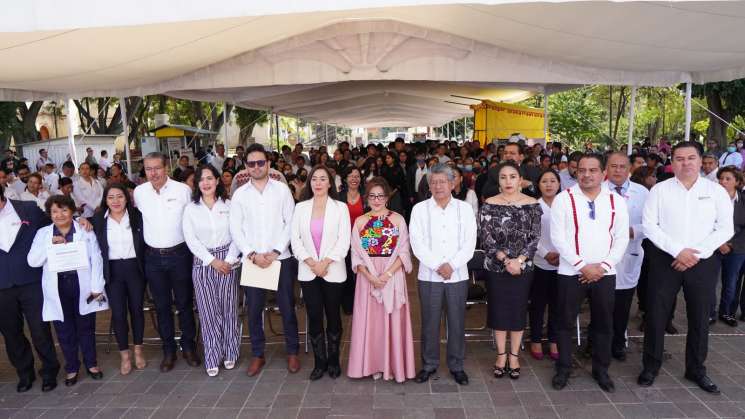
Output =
[
  {"x1": 728, "y1": 146, "x2": 737, "y2": 153},
  {"x1": 464, "y1": 165, "x2": 473, "y2": 172}
]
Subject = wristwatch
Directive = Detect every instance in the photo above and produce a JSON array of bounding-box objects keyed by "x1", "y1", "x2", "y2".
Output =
[{"x1": 272, "y1": 249, "x2": 281, "y2": 256}]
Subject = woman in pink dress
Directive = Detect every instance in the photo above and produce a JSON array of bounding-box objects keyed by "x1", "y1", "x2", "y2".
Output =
[{"x1": 347, "y1": 177, "x2": 416, "y2": 383}]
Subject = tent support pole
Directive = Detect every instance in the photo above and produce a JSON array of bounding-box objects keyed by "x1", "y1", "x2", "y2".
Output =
[
  {"x1": 66, "y1": 97, "x2": 79, "y2": 168},
  {"x1": 626, "y1": 87, "x2": 637, "y2": 156},
  {"x1": 463, "y1": 117, "x2": 467, "y2": 140},
  {"x1": 119, "y1": 97, "x2": 133, "y2": 178},
  {"x1": 543, "y1": 92, "x2": 549, "y2": 141},
  {"x1": 275, "y1": 113, "x2": 280, "y2": 151},
  {"x1": 223, "y1": 102, "x2": 229, "y2": 149},
  {"x1": 684, "y1": 82, "x2": 692, "y2": 142}
]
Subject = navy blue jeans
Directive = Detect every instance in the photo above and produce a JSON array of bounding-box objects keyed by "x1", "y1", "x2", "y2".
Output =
[
  {"x1": 719, "y1": 253, "x2": 745, "y2": 316},
  {"x1": 244, "y1": 258, "x2": 299, "y2": 357},
  {"x1": 145, "y1": 244, "x2": 196, "y2": 354},
  {"x1": 54, "y1": 274, "x2": 97, "y2": 374}
]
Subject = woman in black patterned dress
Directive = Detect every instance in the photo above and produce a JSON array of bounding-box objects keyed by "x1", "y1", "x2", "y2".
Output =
[{"x1": 479, "y1": 161, "x2": 542, "y2": 380}]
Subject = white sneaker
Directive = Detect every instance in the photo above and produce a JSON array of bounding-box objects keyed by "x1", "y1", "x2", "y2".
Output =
[
  {"x1": 206, "y1": 368, "x2": 219, "y2": 377},
  {"x1": 224, "y1": 360, "x2": 236, "y2": 370}
]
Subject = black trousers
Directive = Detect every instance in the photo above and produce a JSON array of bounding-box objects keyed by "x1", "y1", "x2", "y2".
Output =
[
  {"x1": 555, "y1": 274, "x2": 615, "y2": 375},
  {"x1": 0, "y1": 282, "x2": 60, "y2": 381},
  {"x1": 145, "y1": 244, "x2": 196, "y2": 354},
  {"x1": 106, "y1": 259, "x2": 146, "y2": 351},
  {"x1": 642, "y1": 245, "x2": 720, "y2": 378},
  {"x1": 300, "y1": 277, "x2": 344, "y2": 338},
  {"x1": 529, "y1": 267, "x2": 559, "y2": 343},
  {"x1": 612, "y1": 288, "x2": 636, "y2": 352},
  {"x1": 342, "y1": 252, "x2": 356, "y2": 314}
]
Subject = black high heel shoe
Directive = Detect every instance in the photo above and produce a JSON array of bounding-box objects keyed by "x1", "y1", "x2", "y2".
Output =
[
  {"x1": 86, "y1": 368, "x2": 103, "y2": 380},
  {"x1": 64, "y1": 372, "x2": 78, "y2": 387},
  {"x1": 493, "y1": 352, "x2": 507, "y2": 379},
  {"x1": 508, "y1": 352, "x2": 521, "y2": 380}
]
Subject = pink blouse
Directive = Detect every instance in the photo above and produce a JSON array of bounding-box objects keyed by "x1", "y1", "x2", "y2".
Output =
[{"x1": 311, "y1": 218, "x2": 324, "y2": 255}]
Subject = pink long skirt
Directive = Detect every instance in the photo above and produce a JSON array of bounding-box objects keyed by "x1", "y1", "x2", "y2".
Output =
[{"x1": 346, "y1": 258, "x2": 416, "y2": 383}]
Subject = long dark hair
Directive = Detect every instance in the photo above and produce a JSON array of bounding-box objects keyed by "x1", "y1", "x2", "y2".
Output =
[
  {"x1": 98, "y1": 183, "x2": 135, "y2": 214},
  {"x1": 537, "y1": 168, "x2": 562, "y2": 196},
  {"x1": 300, "y1": 165, "x2": 338, "y2": 201},
  {"x1": 192, "y1": 164, "x2": 229, "y2": 203}
]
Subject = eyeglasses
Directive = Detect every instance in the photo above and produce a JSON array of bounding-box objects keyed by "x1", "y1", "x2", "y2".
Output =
[
  {"x1": 368, "y1": 194, "x2": 387, "y2": 201},
  {"x1": 588, "y1": 201, "x2": 596, "y2": 220},
  {"x1": 246, "y1": 160, "x2": 267, "y2": 168}
]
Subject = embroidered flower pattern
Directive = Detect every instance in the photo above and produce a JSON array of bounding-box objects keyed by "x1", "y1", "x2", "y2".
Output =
[{"x1": 360, "y1": 213, "x2": 399, "y2": 256}]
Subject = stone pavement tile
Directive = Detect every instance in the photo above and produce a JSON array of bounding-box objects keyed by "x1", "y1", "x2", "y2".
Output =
[
  {"x1": 207, "y1": 408, "x2": 241, "y2": 419},
  {"x1": 25, "y1": 395, "x2": 65, "y2": 409},
  {"x1": 658, "y1": 388, "x2": 695, "y2": 403},
  {"x1": 488, "y1": 377, "x2": 517, "y2": 393},
  {"x1": 644, "y1": 402, "x2": 686, "y2": 418},
  {"x1": 702, "y1": 401, "x2": 745, "y2": 418},
  {"x1": 161, "y1": 392, "x2": 196, "y2": 408},
  {"x1": 122, "y1": 407, "x2": 155, "y2": 419},
  {"x1": 218, "y1": 392, "x2": 250, "y2": 409},
  {"x1": 301, "y1": 392, "x2": 331, "y2": 408},
  {"x1": 721, "y1": 385, "x2": 745, "y2": 401},
  {"x1": 631, "y1": 388, "x2": 669, "y2": 403},
  {"x1": 432, "y1": 393, "x2": 463, "y2": 408},
  {"x1": 297, "y1": 408, "x2": 330, "y2": 419},
  {"x1": 545, "y1": 391, "x2": 580, "y2": 406},
  {"x1": 373, "y1": 393, "x2": 405, "y2": 409},
  {"x1": 199, "y1": 381, "x2": 231, "y2": 395},
  {"x1": 431, "y1": 383, "x2": 460, "y2": 393},
  {"x1": 237, "y1": 408, "x2": 270, "y2": 419},
  {"x1": 38, "y1": 408, "x2": 73, "y2": 418},
  {"x1": 517, "y1": 391, "x2": 550, "y2": 406},
  {"x1": 304, "y1": 379, "x2": 335, "y2": 394},
  {"x1": 373, "y1": 408, "x2": 405, "y2": 419},
  {"x1": 607, "y1": 389, "x2": 642, "y2": 404},
  {"x1": 402, "y1": 408, "x2": 435, "y2": 419},
  {"x1": 490, "y1": 391, "x2": 521, "y2": 406},
  {"x1": 613, "y1": 403, "x2": 653, "y2": 419},
  {"x1": 278, "y1": 381, "x2": 307, "y2": 395},
  {"x1": 178, "y1": 407, "x2": 212, "y2": 419},
  {"x1": 459, "y1": 392, "x2": 493, "y2": 409},
  {"x1": 329, "y1": 394, "x2": 373, "y2": 415},
  {"x1": 464, "y1": 407, "x2": 497, "y2": 419},
  {"x1": 403, "y1": 393, "x2": 433, "y2": 409},
  {"x1": 266, "y1": 407, "x2": 299, "y2": 419},
  {"x1": 145, "y1": 382, "x2": 178, "y2": 396},
  {"x1": 333, "y1": 380, "x2": 375, "y2": 395},
  {"x1": 93, "y1": 381, "x2": 128, "y2": 395},
  {"x1": 554, "y1": 404, "x2": 621, "y2": 419},
  {"x1": 573, "y1": 389, "x2": 609, "y2": 405},
  {"x1": 273, "y1": 393, "x2": 303, "y2": 408},
  {"x1": 433, "y1": 407, "x2": 466, "y2": 419},
  {"x1": 106, "y1": 393, "x2": 140, "y2": 408},
  {"x1": 93, "y1": 407, "x2": 129, "y2": 418},
  {"x1": 149, "y1": 407, "x2": 183, "y2": 419},
  {"x1": 493, "y1": 405, "x2": 529, "y2": 419},
  {"x1": 189, "y1": 394, "x2": 221, "y2": 408},
  {"x1": 673, "y1": 402, "x2": 717, "y2": 418},
  {"x1": 7, "y1": 408, "x2": 47, "y2": 419},
  {"x1": 82, "y1": 394, "x2": 114, "y2": 409},
  {"x1": 0, "y1": 395, "x2": 38, "y2": 409},
  {"x1": 244, "y1": 391, "x2": 277, "y2": 409},
  {"x1": 522, "y1": 404, "x2": 558, "y2": 419},
  {"x1": 136, "y1": 393, "x2": 166, "y2": 409},
  {"x1": 511, "y1": 375, "x2": 542, "y2": 392}
]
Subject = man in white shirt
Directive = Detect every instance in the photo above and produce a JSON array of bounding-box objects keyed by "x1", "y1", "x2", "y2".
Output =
[
  {"x1": 719, "y1": 141, "x2": 743, "y2": 169},
  {"x1": 559, "y1": 151, "x2": 581, "y2": 190},
  {"x1": 8, "y1": 165, "x2": 29, "y2": 196},
  {"x1": 550, "y1": 154, "x2": 629, "y2": 393},
  {"x1": 133, "y1": 152, "x2": 200, "y2": 372},
  {"x1": 229, "y1": 144, "x2": 299, "y2": 377},
  {"x1": 35, "y1": 149, "x2": 53, "y2": 172},
  {"x1": 0, "y1": 169, "x2": 19, "y2": 200},
  {"x1": 409, "y1": 164, "x2": 477, "y2": 386},
  {"x1": 702, "y1": 153, "x2": 719, "y2": 182},
  {"x1": 72, "y1": 162, "x2": 103, "y2": 218},
  {"x1": 639, "y1": 141, "x2": 733, "y2": 394},
  {"x1": 209, "y1": 144, "x2": 226, "y2": 172},
  {"x1": 98, "y1": 150, "x2": 111, "y2": 172},
  {"x1": 603, "y1": 152, "x2": 649, "y2": 362}
]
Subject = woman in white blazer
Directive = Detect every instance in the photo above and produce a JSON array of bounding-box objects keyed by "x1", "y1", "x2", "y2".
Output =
[
  {"x1": 28, "y1": 195, "x2": 108, "y2": 387},
  {"x1": 291, "y1": 165, "x2": 351, "y2": 381}
]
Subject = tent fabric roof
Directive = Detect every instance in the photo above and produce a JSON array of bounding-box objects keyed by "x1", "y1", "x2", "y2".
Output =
[{"x1": 2, "y1": 1, "x2": 745, "y2": 127}]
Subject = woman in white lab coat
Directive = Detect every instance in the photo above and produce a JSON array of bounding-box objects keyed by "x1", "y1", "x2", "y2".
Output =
[{"x1": 28, "y1": 195, "x2": 108, "y2": 387}]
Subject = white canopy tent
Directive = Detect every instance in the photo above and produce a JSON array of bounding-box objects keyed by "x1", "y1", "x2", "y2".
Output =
[{"x1": 3, "y1": 1, "x2": 745, "y2": 157}]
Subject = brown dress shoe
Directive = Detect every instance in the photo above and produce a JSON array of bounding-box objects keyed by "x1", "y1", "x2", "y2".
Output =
[
  {"x1": 160, "y1": 353, "x2": 177, "y2": 373},
  {"x1": 246, "y1": 357, "x2": 266, "y2": 377},
  {"x1": 287, "y1": 355, "x2": 301, "y2": 373},
  {"x1": 182, "y1": 351, "x2": 201, "y2": 367}
]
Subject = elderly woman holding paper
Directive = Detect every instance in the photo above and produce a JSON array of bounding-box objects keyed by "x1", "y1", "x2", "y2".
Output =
[
  {"x1": 183, "y1": 164, "x2": 240, "y2": 377},
  {"x1": 347, "y1": 177, "x2": 416, "y2": 383},
  {"x1": 28, "y1": 195, "x2": 108, "y2": 387}
]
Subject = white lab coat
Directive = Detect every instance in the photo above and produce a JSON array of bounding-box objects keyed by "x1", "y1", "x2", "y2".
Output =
[
  {"x1": 27, "y1": 221, "x2": 108, "y2": 322},
  {"x1": 604, "y1": 180, "x2": 649, "y2": 289}
]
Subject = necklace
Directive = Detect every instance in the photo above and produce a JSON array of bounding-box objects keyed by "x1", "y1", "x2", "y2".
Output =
[{"x1": 499, "y1": 194, "x2": 522, "y2": 205}]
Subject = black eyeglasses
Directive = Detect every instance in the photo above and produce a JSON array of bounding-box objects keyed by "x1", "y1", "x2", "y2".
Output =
[
  {"x1": 246, "y1": 160, "x2": 267, "y2": 168},
  {"x1": 588, "y1": 201, "x2": 596, "y2": 220}
]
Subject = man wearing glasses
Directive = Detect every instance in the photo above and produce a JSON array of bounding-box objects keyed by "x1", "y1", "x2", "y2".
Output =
[
  {"x1": 549, "y1": 154, "x2": 630, "y2": 393},
  {"x1": 230, "y1": 143, "x2": 300, "y2": 377}
]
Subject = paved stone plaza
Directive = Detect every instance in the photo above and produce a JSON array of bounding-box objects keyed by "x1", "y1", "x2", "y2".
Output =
[{"x1": 3, "y1": 273, "x2": 745, "y2": 419}]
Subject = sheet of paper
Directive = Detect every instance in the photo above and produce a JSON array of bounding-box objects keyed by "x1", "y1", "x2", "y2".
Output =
[
  {"x1": 47, "y1": 241, "x2": 89, "y2": 272},
  {"x1": 240, "y1": 259, "x2": 281, "y2": 291}
]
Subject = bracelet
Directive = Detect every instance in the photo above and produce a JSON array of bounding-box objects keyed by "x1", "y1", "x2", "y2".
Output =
[{"x1": 385, "y1": 271, "x2": 393, "y2": 278}]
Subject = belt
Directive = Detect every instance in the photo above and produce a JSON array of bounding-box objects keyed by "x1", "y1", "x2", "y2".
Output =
[{"x1": 146, "y1": 242, "x2": 188, "y2": 255}]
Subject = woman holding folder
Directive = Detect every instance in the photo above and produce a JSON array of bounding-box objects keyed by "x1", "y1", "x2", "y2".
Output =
[
  {"x1": 183, "y1": 165, "x2": 241, "y2": 377},
  {"x1": 291, "y1": 165, "x2": 351, "y2": 381},
  {"x1": 28, "y1": 195, "x2": 108, "y2": 386}
]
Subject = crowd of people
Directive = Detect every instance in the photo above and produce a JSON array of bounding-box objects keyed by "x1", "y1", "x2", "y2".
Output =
[{"x1": 0, "y1": 135, "x2": 740, "y2": 397}]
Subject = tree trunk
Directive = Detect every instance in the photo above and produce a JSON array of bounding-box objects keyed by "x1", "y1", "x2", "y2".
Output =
[
  {"x1": 613, "y1": 87, "x2": 627, "y2": 141},
  {"x1": 12, "y1": 101, "x2": 43, "y2": 144},
  {"x1": 706, "y1": 89, "x2": 728, "y2": 146},
  {"x1": 238, "y1": 123, "x2": 256, "y2": 147}
]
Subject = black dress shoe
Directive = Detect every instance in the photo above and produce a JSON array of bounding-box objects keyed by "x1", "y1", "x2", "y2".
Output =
[
  {"x1": 64, "y1": 373, "x2": 78, "y2": 387},
  {"x1": 637, "y1": 370, "x2": 656, "y2": 387},
  {"x1": 86, "y1": 368, "x2": 103, "y2": 380},
  {"x1": 450, "y1": 370, "x2": 469, "y2": 385},
  {"x1": 16, "y1": 377, "x2": 34, "y2": 393},
  {"x1": 552, "y1": 372, "x2": 569, "y2": 390},
  {"x1": 41, "y1": 379, "x2": 57, "y2": 392},
  {"x1": 684, "y1": 373, "x2": 720, "y2": 394},
  {"x1": 593, "y1": 372, "x2": 615, "y2": 393},
  {"x1": 721, "y1": 315, "x2": 738, "y2": 327},
  {"x1": 182, "y1": 351, "x2": 201, "y2": 367},
  {"x1": 612, "y1": 349, "x2": 626, "y2": 362},
  {"x1": 160, "y1": 353, "x2": 177, "y2": 372},
  {"x1": 739, "y1": 313, "x2": 745, "y2": 322},
  {"x1": 414, "y1": 369, "x2": 436, "y2": 383}
]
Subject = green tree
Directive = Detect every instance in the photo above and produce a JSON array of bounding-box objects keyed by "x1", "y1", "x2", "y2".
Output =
[
  {"x1": 692, "y1": 80, "x2": 745, "y2": 145},
  {"x1": 544, "y1": 88, "x2": 604, "y2": 149},
  {"x1": 234, "y1": 108, "x2": 268, "y2": 147}
]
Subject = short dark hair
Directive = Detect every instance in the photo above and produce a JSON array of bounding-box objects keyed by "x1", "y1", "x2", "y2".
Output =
[
  {"x1": 537, "y1": 168, "x2": 562, "y2": 194},
  {"x1": 45, "y1": 194, "x2": 76, "y2": 216},
  {"x1": 192, "y1": 165, "x2": 228, "y2": 204},
  {"x1": 717, "y1": 166, "x2": 743, "y2": 186},
  {"x1": 504, "y1": 142, "x2": 523, "y2": 155},
  {"x1": 496, "y1": 161, "x2": 522, "y2": 178},
  {"x1": 0, "y1": 184, "x2": 5, "y2": 202},
  {"x1": 365, "y1": 176, "x2": 392, "y2": 200},
  {"x1": 672, "y1": 141, "x2": 703, "y2": 158},
  {"x1": 246, "y1": 143, "x2": 268, "y2": 160},
  {"x1": 62, "y1": 161, "x2": 75, "y2": 170},
  {"x1": 300, "y1": 165, "x2": 338, "y2": 201},
  {"x1": 59, "y1": 177, "x2": 73, "y2": 188},
  {"x1": 579, "y1": 153, "x2": 606, "y2": 170},
  {"x1": 143, "y1": 152, "x2": 167, "y2": 167},
  {"x1": 99, "y1": 183, "x2": 134, "y2": 214}
]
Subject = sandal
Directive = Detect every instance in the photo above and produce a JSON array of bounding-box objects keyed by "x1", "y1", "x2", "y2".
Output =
[
  {"x1": 493, "y1": 352, "x2": 507, "y2": 379},
  {"x1": 508, "y1": 352, "x2": 521, "y2": 380}
]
